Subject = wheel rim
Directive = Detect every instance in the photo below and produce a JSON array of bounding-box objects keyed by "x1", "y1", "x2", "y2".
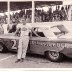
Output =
[
  {"x1": 0, "y1": 45, "x2": 3, "y2": 52},
  {"x1": 49, "y1": 51, "x2": 59, "y2": 60}
]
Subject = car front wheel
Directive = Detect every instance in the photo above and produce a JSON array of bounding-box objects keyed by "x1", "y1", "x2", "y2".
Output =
[{"x1": 45, "y1": 51, "x2": 64, "y2": 62}]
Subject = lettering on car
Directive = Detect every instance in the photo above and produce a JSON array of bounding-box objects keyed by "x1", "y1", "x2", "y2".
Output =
[{"x1": 30, "y1": 41, "x2": 72, "y2": 48}]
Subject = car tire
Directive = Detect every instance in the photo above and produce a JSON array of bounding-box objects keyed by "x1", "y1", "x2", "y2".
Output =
[
  {"x1": 0, "y1": 43, "x2": 8, "y2": 53},
  {"x1": 45, "y1": 51, "x2": 64, "y2": 62}
]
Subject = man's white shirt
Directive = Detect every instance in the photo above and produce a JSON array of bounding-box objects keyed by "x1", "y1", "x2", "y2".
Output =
[{"x1": 17, "y1": 23, "x2": 32, "y2": 36}]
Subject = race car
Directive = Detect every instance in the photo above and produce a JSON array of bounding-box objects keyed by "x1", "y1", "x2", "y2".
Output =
[{"x1": 0, "y1": 24, "x2": 72, "y2": 62}]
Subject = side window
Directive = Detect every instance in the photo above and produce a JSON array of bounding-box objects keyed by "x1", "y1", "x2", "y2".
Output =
[
  {"x1": 32, "y1": 27, "x2": 45, "y2": 37},
  {"x1": 32, "y1": 28, "x2": 38, "y2": 37},
  {"x1": 37, "y1": 28, "x2": 45, "y2": 37}
]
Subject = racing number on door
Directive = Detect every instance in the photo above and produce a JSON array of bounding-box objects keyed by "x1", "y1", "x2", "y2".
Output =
[{"x1": 11, "y1": 40, "x2": 17, "y2": 49}]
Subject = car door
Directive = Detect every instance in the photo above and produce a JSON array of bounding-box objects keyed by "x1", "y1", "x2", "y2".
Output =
[
  {"x1": 29, "y1": 27, "x2": 66, "y2": 55},
  {"x1": 1, "y1": 35, "x2": 19, "y2": 51},
  {"x1": 29, "y1": 27, "x2": 48, "y2": 55}
]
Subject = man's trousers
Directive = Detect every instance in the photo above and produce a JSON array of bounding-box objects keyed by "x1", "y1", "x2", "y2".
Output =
[{"x1": 17, "y1": 36, "x2": 29, "y2": 59}]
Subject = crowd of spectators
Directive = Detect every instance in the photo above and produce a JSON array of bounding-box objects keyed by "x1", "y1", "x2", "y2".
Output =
[
  {"x1": 10, "y1": 9, "x2": 32, "y2": 24},
  {"x1": 35, "y1": 5, "x2": 71, "y2": 22},
  {"x1": 0, "y1": 5, "x2": 71, "y2": 24}
]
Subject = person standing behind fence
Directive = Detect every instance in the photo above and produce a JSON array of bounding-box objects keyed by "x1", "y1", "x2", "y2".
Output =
[
  {"x1": 7, "y1": 18, "x2": 17, "y2": 33},
  {"x1": 15, "y1": 15, "x2": 31, "y2": 63},
  {"x1": 53, "y1": 6, "x2": 61, "y2": 21},
  {"x1": 0, "y1": 22, "x2": 4, "y2": 34},
  {"x1": 60, "y1": 6, "x2": 67, "y2": 21},
  {"x1": 48, "y1": 7, "x2": 53, "y2": 22}
]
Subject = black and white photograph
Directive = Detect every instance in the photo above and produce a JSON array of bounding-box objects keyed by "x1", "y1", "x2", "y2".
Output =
[{"x1": 0, "y1": 0, "x2": 72, "y2": 71}]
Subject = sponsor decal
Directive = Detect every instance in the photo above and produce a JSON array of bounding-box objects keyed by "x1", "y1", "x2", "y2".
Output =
[
  {"x1": 30, "y1": 41, "x2": 72, "y2": 48},
  {"x1": 22, "y1": 27, "x2": 27, "y2": 31}
]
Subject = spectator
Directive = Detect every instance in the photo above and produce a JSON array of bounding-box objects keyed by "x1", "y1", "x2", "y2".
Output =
[
  {"x1": 41, "y1": 9, "x2": 46, "y2": 22},
  {"x1": 26, "y1": 15, "x2": 31, "y2": 23},
  {"x1": 48, "y1": 7, "x2": 53, "y2": 22},
  {"x1": 8, "y1": 18, "x2": 17, "y2": 33},
  {"x1": 19, "y1": 9, "x2": 25, "y2": 18},
  {"x1": 14, "y1": 12, "x2": 19, "y2": 24},
  {"x1": 2, "y1": 23, "x2": 8, "y2": 34},
  {"x1": 60, "y1": 6, "x2": 67, "y2": 21},
  {"x1": 0, "y1": 22, "x2": 4, "y2": 34}
]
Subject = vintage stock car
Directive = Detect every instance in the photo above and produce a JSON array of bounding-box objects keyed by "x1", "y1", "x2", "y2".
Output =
[{"x1": 0, "y1": 23, "x2": 72, "y2": 62}]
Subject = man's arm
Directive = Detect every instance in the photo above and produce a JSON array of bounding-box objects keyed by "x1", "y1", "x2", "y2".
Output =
[{"x1": 15, "y1": 27, "x2": 21, "y2": 36}]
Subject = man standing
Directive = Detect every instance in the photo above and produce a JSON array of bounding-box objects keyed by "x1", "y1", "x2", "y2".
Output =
[{"x1": 15, "y1": 15, "x2": 31, "y2": 63}]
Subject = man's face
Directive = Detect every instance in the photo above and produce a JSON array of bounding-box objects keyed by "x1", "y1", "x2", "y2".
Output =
[{"x1": 23, "y1": 21, "x2": 26, "y2": 25}]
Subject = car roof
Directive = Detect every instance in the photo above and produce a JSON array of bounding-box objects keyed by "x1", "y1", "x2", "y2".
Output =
[{"x1": 27, "y1": 22, "x2": 65, "y2": 28}]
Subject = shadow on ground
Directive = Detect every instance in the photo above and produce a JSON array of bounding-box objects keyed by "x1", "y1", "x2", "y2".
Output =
[{"x1": 1, "y1": 51, "x2": 72, "y2": 63}]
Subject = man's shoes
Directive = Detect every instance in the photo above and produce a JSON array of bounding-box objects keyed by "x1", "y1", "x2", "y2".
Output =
[
  {"x1": 20, "y1": 58, "x2": 24, "y2": 62},
  {"x1": 15, "y1": 59, "x2": 20, "y2": 63},
  {"x1": 15, "y1": 58, "x2": 25, "y2": 63}
]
